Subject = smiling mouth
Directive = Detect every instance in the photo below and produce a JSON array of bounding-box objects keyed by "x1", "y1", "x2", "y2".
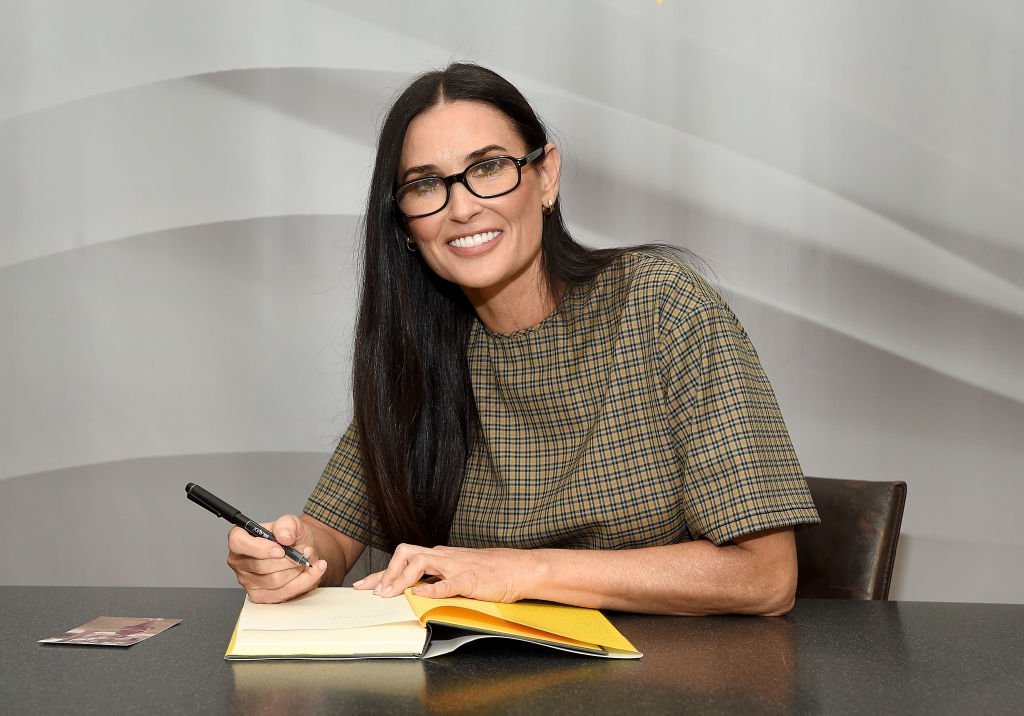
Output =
[{"x1": 448, "y1": 230, "x2": 500, "y2": 248}]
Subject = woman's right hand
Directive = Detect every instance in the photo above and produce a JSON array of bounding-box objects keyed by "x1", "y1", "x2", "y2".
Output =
[{"x1": 227, "y1": 514, "x2": 328, "y2": 603}]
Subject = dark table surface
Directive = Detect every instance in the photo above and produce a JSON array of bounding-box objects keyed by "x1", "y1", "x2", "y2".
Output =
[{"x1": 2, "y1": 586, "x2": 1022, "y2": 715}]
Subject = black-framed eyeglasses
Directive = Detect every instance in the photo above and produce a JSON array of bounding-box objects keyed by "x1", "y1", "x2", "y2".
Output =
[{"x1": 394, "y1": 147, "x2": 546, "y2": 219}]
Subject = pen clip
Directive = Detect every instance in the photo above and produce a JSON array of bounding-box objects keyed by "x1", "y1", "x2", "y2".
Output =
[{"x1": 185, "y1": 482, "x2": 239, "y2": 521}]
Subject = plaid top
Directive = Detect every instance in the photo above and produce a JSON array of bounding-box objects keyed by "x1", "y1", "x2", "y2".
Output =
[{"x1": 305, "y1": 250, "x2": 819, "y2": 551}]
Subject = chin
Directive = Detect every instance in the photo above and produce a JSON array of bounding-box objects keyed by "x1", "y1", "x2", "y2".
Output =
[
  {"x1": 447, "y1": 271, "x2": 506, "y2": 292},
  {"x1": 428, "y1": 258, "x2": 504, "y2": 290}
]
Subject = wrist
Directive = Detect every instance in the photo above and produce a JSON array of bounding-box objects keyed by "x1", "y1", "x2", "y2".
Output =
[{"x1": 519, "y1": 548, "x2": 553, "y2": 601}]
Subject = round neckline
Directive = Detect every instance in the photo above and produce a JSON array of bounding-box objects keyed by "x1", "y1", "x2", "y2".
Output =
[{"x1": 477, "y1": 282, "x2": 584, "y2": 341}]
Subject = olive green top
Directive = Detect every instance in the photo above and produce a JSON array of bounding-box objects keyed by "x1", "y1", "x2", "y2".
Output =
[{"x1": 305, "y1": 250, "x2": 819, "y2": 551}]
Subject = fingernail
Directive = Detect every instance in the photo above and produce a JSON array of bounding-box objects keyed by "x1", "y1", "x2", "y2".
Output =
[
  {"x1": 379, "y1": 584, "x2": 392, "y2": 596},
  {"x1": 279, "y1": 531, "x2": 293, "y2": 541},
  {"x1": 317, "y1": 560, "x2": 326, "y2": 571},
  {"x1": 271, "y1": 547, "x2": 284, "y2": 558},
  {"x1": 353, "y1": 579, "x2": 365, "y2": 587}
]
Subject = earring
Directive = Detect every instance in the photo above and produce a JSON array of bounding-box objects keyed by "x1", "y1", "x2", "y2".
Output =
[
  {"x1": 405, "y1": 238, "x2": 418, "y2": 252},
  {"x1": 542, "y1": 198, "x2": 555, "y2": 215}
]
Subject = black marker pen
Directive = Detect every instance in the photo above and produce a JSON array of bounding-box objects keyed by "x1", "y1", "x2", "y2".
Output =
[{"x1": 185, "y1": 482, "x2": 313, "y2": 569}]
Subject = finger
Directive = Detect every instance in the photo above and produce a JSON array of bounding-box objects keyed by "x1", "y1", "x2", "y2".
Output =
[
  {"x1": 373, "y1": 543, "x2": 423, "y2": 595},
  {"x1": 247, "y1": 560, "x2": 327, "y2": 604},
  {"x1": 379, "y1": 552, "x2": 439, "y2": 597},
  {"x1": 410, "y1": 579, "x2": 460, "y2": 599},
  {"x1": 352, "y1": 571, "x2": 384, "y2": 590},
  {"x1": 231, "y1": 554, "x2": 301, "y2": 576},
  {"x1": 228, "y1": 526, "x2": 287, "y2": 560},
  {"x1": 237, "y1": 563, "x2": 308, "y2": 592}
]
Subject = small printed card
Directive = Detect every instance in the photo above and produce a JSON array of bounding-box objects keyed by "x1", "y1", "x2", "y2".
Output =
[{"x1": 39, "y1": 616, "x2": 182, "y2": 647}]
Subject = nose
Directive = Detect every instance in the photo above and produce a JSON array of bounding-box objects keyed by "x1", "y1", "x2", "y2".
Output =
[{"x1": 446, "y1": 181, "x2": 483, "y2": 222}]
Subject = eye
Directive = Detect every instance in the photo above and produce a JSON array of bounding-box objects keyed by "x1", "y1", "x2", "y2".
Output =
[
  {"x1": 412, "y1": 178, "x2": 443, "y2": 196},
  {"x1": 470, "y1": 158, "x2": 505, "y2": 179}
]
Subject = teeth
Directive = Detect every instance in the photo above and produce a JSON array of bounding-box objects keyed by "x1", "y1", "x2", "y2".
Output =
[{"x1": 449, "y1": 230, "x2": 499, "y2": 248}]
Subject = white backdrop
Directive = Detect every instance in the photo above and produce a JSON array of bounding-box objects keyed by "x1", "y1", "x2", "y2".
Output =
[{"x1": 1, "y1": 0, "x2": 1022, "y2": 602}]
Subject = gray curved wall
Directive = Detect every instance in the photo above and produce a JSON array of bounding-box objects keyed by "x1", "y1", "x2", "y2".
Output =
[{"x1": 1, "y1": 0, "x2": 1021, "y2": 602}]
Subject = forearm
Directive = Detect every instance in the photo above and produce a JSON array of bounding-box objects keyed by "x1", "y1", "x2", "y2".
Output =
[
  {"x1": 362, "y1": 528, "x2": 797, "y2": 615},
  {"x1": 299, "y1": 514, "x2": 353, "y2": 587},
  {"x1": 523, "y1": 530, "x2": 797, "y2": 616}
]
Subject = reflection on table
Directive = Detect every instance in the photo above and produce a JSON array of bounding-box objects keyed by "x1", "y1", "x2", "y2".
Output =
[{"x1": 3, "y1": 588, "x2": 1022, "y2": 715}]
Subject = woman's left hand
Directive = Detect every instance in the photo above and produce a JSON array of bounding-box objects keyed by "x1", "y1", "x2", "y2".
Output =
[{"x1": 353, "y1": 544, "x2": 540, "y2": 602}]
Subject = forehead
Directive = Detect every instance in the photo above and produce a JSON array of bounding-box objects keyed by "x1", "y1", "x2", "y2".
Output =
[{"x1": 399, "y1": 100, "x2": 523, "y2": 171}]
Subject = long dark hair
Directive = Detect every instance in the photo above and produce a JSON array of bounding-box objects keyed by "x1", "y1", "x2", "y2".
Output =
[{"x1": 354, "y1": 63, "x2": 636, "y2": 550}]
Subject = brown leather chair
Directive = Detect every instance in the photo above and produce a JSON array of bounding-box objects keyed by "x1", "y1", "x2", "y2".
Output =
[{"x1": 795, "y1": 477, "x2": 907, "y2": 600}]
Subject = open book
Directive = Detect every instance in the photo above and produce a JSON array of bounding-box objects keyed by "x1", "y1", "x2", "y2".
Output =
[{"x1": 225, "y1": 587, "x2": 641, "y2": 660}]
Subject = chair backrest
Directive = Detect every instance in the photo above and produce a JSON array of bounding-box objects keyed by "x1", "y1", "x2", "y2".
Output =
[{"x1": 795, "y1": 477, "x2": 907, "y2": 600}]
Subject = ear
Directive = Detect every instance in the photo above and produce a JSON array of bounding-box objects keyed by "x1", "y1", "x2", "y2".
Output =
[{"x1": 537, "y1": 142, "x2": 561, "y2": 204}]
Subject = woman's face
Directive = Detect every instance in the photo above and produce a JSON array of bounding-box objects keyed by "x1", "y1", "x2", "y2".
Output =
[{"x1": 398, "y1": 100, "x2": 560, "y2": 301}]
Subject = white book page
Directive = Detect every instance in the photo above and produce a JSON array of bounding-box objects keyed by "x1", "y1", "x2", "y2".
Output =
[
  {"x1": 229, "y1": 623, "x2": 429, "y2": 657},
  {"x1": 421, "y1": 633, "x2": 493, "y2": 658},
  {"x1": 237, "y1": 587, "x2": 420, "y2": 631}
]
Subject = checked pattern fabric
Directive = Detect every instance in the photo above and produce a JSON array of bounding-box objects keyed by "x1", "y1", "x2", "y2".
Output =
[{"x1": 305, "y1": 250, "x2": 819, "y2": 551}]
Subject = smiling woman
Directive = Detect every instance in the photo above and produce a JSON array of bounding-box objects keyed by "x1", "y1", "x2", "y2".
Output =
[
  {"x1": 399, "y1": 102, "x2": 556, "y2": 330},
  {"x1": 225, "y1": 63, "x2": 820, "y2": 616}
]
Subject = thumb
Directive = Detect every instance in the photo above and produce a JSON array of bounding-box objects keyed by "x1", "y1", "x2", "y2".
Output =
[
  {"x1": 270, "y1": 514, "x2": 303, "y2": 546},
  {"x1": 411, "y1": 579, "x2": 457, "y2": 599}
]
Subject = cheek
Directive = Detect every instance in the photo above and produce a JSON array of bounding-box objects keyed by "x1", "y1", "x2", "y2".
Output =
[
  {"x1": 407, "y1": 221, "x2": 452, "y2": 277},
  {"x1": 406, "y1": 216, "x2": 442, "y2": 245},
  {"x1": 508, "y1": 195, "x2": 543, "y2": 246}
]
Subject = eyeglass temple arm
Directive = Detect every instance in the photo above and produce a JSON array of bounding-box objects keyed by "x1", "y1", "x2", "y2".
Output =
[{"x1": 517, "y1": 147, "x2": 546, "y2": 167}]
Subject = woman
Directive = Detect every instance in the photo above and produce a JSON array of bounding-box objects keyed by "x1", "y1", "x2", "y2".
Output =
[{"x1": 227, "y1": 63, "x2": 819, "y2": 615}]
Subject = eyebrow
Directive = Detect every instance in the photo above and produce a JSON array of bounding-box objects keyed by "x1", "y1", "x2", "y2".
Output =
[{"x1": 401, "y1": 144, "x2": 509, "y2": 181}]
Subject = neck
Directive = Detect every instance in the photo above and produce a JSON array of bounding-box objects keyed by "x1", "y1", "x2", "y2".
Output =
[{"x1": 463, "y1": 261, "x2": 558, "y2": 334}]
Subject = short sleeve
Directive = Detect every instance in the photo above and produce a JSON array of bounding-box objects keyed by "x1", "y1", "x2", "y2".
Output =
[
  {"x1": 303, "y1": 420, "x2": 387, "y2": 550},
  {"x1": 658, "y1": 293, "x2": 819, "y2": 545}
]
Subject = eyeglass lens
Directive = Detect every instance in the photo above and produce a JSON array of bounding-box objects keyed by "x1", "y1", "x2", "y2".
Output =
[{"x1": 397, "y1": 157, "x2": 520, "y2": 217}]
